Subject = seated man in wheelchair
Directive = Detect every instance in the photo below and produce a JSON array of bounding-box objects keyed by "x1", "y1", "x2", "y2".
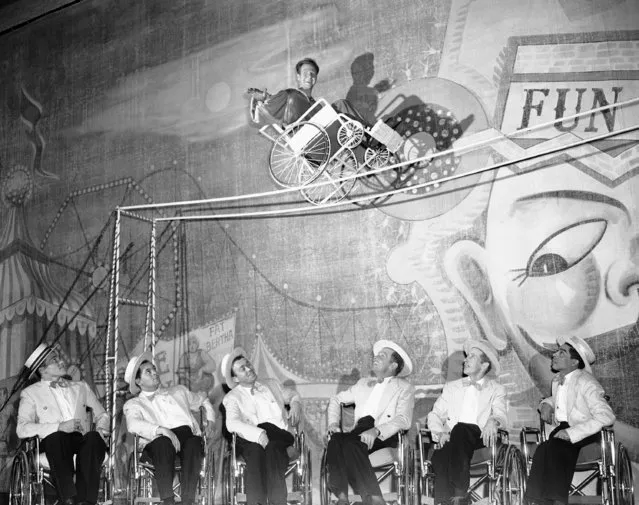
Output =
[
  {"x1": 123, "y1": 353, "x2": 216, "y2": 505},
  {"x1": 524, "y1": 336, "x2": 615, "y2": 505},
  {"x1": 16, "y1": 343, "x2": 109, "y2": 505},
  {"x1": 325, "y1": 339, "x2": 415, "y2": 505},
  {"x1": 220, "y1": 346, "x2": 302, "y2": 505},
  {"x1": 249, "y1": 57, "x2": 369, "y2": 128},
  {"x1": 426, "y1": 339, "x2": 507, "y2": 505}
]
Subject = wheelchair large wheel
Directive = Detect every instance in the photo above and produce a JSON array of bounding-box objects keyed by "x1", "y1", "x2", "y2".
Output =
[
  {"x1": 99, "y1": 466, "x2": 112, "y2": 505},
  {"x1": 10, "y1": 451, "x2": 34, "y2": 505},
  {"x1": 304, "y1": 449, "x2": 312, "y2": 505},
  {"x1": 401, "y1": 447, "x2": 413, "y2": 505},
  {"x1": 615, "y1": 444, "x2": 634, "y2": 505},
  {"x1": 269, "y1": 122, "x2": 331, "y2": 188},
  {"x1": 300, "y1": 148, "x2": 359, "y2": 205},
  {"x1": 502, "y1": 446, "x2": 526, "y2": 505},
  {"x1": 222, "y1": 452, "x2": 235, "y2": 505},
  {"x1": 200, "y1": 444, "x2": 215, "y2": 505},
  {"x1": 126, "y1": 453, "x2": 139, "y2": 505},
  {"x1": 319, "y1": 448, "x2": 330, "y2": 505}
]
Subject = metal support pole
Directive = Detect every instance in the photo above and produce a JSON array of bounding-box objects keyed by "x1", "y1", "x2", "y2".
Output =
[{"x1": 105, "y1": 209, "x2": 122, "y2": 500}]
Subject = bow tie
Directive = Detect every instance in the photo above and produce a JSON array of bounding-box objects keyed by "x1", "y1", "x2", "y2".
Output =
[
  {"x1": 462, "y1": 377, "x2": 483, "y2": 391},
  {"x1": 553, "y1": 374, "x2": 567, "y2": 386},
  {"x1": 143, "y1": 389, "x2": 168, "y2": 401},
  {"x1": 50, "y1": 378, "x2": 71, "y2": 388}
]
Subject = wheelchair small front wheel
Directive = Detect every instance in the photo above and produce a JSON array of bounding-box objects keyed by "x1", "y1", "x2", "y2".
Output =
[{"x1": 337, "y1": 119, "x2": 364, "y2": 149}]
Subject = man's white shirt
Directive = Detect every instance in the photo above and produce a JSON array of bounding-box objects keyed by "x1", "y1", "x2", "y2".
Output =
[
  {"x1": 458, "y1": 377, "x2": 486, "y2": 425},
  {"x1": 360, "y1": 377, "x2": 392, "y2": 420},
  {"x1": 234, "y1": 383, "x2": 287, "y2": 430},
  {"x1": 554, "y1": 370, "x2": 577, "y2": 423},
  {"x1": 138, "y1": 390, "x2": 195, "y2": 430}
]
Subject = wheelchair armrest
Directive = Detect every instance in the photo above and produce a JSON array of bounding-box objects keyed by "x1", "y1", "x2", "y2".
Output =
[
  {"x1": 497, "y1": 428, "x2": 509, "y2": 445},
  {"x1": 198, "y1": 405, "x2": 207, "y2": 431},
  {"x1": 21, "y1": 436, "x2": 41, "y2": 454},
  {"x1": 520, "y1": 426, "x2": 541, "y2": 441}
]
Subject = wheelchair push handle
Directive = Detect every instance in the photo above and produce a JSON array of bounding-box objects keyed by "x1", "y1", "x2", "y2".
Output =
[{"x1": 247, "y1": 87, "x2": 270, "y2": 101}]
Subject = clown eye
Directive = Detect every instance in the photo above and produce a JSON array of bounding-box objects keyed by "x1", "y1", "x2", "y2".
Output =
[{"x1": 511, "y1": 219, "x2": 607, "y2": 285}]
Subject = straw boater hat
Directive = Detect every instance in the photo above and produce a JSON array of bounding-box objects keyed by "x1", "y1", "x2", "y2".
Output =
[
  {"x1": 124, "y1": 352, "x2": 154, "y2": 394},
  {"x1": 463, "y1": 339, "x2": 501, "y2": 377},
  {"x1": 220, "y1": 347, "x2": 249, "y2": 389},
  {"x1": 23, "y1": 343, "x2": 55, "y2": 379},
  {"x1": 557, "y1": 335, "x2": 595, "y2": 374},
  {"x1": 372, "y1": 339, "x2": 413, "y2": 377}
]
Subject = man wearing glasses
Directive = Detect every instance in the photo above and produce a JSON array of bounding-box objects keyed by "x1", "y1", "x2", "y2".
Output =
[{"x1": 16, "y1": 343, "x2": 109, "y2": 505}]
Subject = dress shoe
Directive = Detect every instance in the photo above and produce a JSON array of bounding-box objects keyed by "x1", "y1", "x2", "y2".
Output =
[{"x1": 60, "y1": 498, "x2": 75, "y2": 505}]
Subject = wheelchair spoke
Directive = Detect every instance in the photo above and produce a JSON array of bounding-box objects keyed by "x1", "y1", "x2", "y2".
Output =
[
  {"x1": 10, "y1": 451, "x2": 32, "y2": 505},
  {"x1": 615, "y1": 444, "x2": 634, "y2": 505},
  {"x1": 301, "y1": 149, "x2": 359, "y2": 205},
  {"x1": 502, "y1": 446, "x2": 526, "y2": 505},
  {"x1": 269, "y1": 122, "x2": 330, "y2": 188}
]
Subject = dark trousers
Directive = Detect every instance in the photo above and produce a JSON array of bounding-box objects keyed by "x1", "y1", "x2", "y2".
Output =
[
  {"x1": 525, "y1": 422, "x2": 599, "y2": 505},
  {"x1": 326, "y1": 416, "x2": 398, "y2": 499},
  {"x1": 332, "y1": 99, "x2": 370, "y2": 127},
  {"x1": 40, "y1": 430, "x2": 107, "y2": 504},
  {"x1": 236, "y1": 422, "x2": 295, "y2": 505},
  {"x1": 431, "y1": 422, "x2": 484, "y2": 503},
  {"x1": 142, "y1": 425, "x2": 204, "y2": 503}
]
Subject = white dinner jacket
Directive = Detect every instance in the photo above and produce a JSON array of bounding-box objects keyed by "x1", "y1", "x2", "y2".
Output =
[
  {"x1": 540, "y1": 369, "x2": 615, "y2": 443},
  {"x1": 223, "y1": 378, "x2": 300, "y2": 444},
  {"x1": 427, "y1": 377, "x2": 507, "y2": 440},
  {"x1": 124, "y1": 385, "x2": 216, "y2": 448},
  {"x1": 17, "y1": 380, "x2": 108, "y2": 440},
  {"x1": 327, "y1": 376, "x2": 416, "y2": 441}
]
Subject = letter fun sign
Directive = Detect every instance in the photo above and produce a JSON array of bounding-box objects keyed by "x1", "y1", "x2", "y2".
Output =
[{"x1": 494, "y1": 32, "x2": 639, "y2": 156}]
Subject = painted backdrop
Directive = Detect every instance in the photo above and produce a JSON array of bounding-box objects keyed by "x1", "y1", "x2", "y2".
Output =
[{"x1": 0, "y1": 0, "x2": 638, "y2": 496}]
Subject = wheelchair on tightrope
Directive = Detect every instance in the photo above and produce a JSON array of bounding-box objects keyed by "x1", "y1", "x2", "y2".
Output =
[
  {"x1": 520, "y1": 414, "x2": 634, "y2": 505},
  {"x1": 319, "y1": 403, "x2": 413, "y2": 505},
  {"x1": 248, "y1": 88, "x2": 405, "y2": 205},
  {"x1": 126, "y1": 408, "x2": 215, "y2": 505},
  {"x1": 9, "y1": 408, "x2": 111, "y2": 505},
  {"x1": 221, "y1": 427, "x2": 312, "y2": 505},
  {"x1": 414, "y1": 425, "x2": 527, "y2": 505}
]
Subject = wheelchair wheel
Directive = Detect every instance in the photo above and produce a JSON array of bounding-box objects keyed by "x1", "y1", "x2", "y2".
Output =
[
  {"x1": 10, "y1": 451, "x2": 33, "y2": 505},
  {"x1": 300, "y1": 148, "x2": 359, "y2": 205},
  {"x1": 615, "y1": 444, "x2": 634, "y2": 505},
  {"x1": 126, "y1": 454, "x2": 139, "y2": 505},
  {"x1": 401, "y1": 447, "x2": 413, "y2": 505},
  {"x1": 319, "y1": 448, "x2": 330, "y2": 505},
  {"x1": 200, "y1": 443, "x2": 215, "y2": 505},
  {"x1": 269, "y1": 122, "x2": 331, "y2": 188},
  {"x1": 364, "y1": 146, "x2": 391, "y2": 170},
  {"x1": 304, "y1": 449, "x2": 312, "y2": 505},
  {"x1": 337, "y1": 120, "x2": 364, "y2": 149},
  {"x1": 222, "y1": 452, "x2": 234, "y2": 505},
  {"x1": 502, "y1": 446, "x2": 526, "y2": 505},
  {"x1": 359, "y1": 147, "x2": 401, "y2": 193}
]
